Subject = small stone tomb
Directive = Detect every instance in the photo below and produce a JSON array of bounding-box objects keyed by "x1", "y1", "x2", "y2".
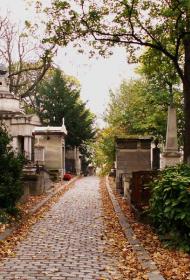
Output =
[
  {"x1": 33, "y1": 119, "x2": 67, "y2": 180},
  {"x1": 115, "y1": 137, "x2": 152, "y2": 193}
]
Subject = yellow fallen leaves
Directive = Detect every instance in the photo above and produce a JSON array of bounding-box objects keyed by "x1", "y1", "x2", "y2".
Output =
[
  {"x1": 100, "y1": 178, "x2": 148, "y2": 280},
  {"x1": 0, "y1": 224, "x2": 6, "y2": 233},
  {"x1": 0, "y1": 181, "x2": 75, "y2": 261},
  {"x1": 108, "y1": 177, "x2": 190, "y2": 280}
]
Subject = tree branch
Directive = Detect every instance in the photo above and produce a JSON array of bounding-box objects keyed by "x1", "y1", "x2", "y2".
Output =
[{"x1": 20, "y1": 59, "x2": 51, "y2": 98}]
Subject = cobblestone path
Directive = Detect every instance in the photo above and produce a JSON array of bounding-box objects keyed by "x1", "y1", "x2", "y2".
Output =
[{"x1": 0, "y1": 177, "x2": 120, "y2": 280}]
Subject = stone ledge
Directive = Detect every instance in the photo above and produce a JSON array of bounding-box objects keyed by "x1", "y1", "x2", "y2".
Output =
[{"x1": 106, "y1": 176, "x2": 165, "y2": 280}]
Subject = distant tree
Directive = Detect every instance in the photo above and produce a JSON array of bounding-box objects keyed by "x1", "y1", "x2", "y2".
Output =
[
  {"x1": 35, "y1": 68, "x2": 95, "y2": 147},
  {"x1": 79, "y1": 142, "x2": 94, "y2": 173},
  {"x1": 92, "y1": 126, "x2": 126, "y2": 175}
]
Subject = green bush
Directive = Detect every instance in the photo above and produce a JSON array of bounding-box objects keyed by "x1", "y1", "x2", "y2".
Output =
[
  {"x1": 149, "y1": 164, "x2": 190, "y2": 252},
  {"x1": 0, "y1": 125, "x2": 25, "y2": 210}
]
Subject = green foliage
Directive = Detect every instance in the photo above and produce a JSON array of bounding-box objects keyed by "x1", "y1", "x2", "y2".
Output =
[
  {"x1": 92, "y1": 130, "x2": 114, "y2": 175},
  {"x1": 79, "y1": 142, "x2": 94, "y2": 173},
  {"x1": 138, "y1": 48, "x2": 180, "y2": 91},
  {"x1": 105, "y1": 80, "x2": 166, "y2": 140},
  {"x1": 104, "y1": 78, "x2": 183, "y2": 143},
  {"x1": 44, "y1": 1, "x2": 188, "y2": 68},
  {"x1": 149, "y1": 164, "x2": 190, "y2": 252},
  {"x1": 137, "y1": 48, "x2": 184, "y2": 146},
  {"x1": 43, "y1": 0, "x2": 190, "y2": 162},
  {"x1": 92, "y1": 127, "x2": 125, "y2": 175},
  {"x1": 0, "y1": 125, "x2": 25, "y2": 210},
  {"x1": 35, "y1": 68, "x2": 96, "y2": 147}
]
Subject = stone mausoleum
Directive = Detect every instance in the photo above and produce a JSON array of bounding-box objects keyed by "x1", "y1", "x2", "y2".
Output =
[
  {"x1": 115, "y1": 137, "x2": 152, "y2": 193},
  {"x1": 0, "y1": 64, "x2": 68, "y2": 195},
  {"x1": 33, "y1": 119, "x2": 67, "y2": 179},
  {"x1": 0, "y1": 64, "x2": 41, "y2": 160}
]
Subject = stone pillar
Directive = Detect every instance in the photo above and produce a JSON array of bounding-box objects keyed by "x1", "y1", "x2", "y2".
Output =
[
  {"x1": 162, "y1": 106, "x2": 181, "y2": 168},
  {"x1": 24, "y1": 136, "x2": 32, "y2": 160},
  {"x1": 34, "y1": 146, "x2": 45, "y2": 164},
  {"x1": 123, "y1": 174, "x2": 131, "y2": 202},
  {"x1": 28, "y1": 137, "x2": 32, "y2": 160},
  {"x1": 12, "y1": 136, "x2": 18, "y2": 152}
]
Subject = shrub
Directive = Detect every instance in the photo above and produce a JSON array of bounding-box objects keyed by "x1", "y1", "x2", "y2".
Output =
[
  {"x1": 149, "y1": 164, "x2": 190, "y2": 252},
  {"x1": 0, "y1": 125, "x2": 25, "y2": 210}
]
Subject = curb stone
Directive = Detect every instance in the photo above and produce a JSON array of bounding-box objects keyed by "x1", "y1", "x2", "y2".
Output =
[
  {"x1": 106, "y1": 176, "x2": 165, "y2": 280},
  {"x1": 0, "y1": 176, "x2": 79, "y2": 241}
]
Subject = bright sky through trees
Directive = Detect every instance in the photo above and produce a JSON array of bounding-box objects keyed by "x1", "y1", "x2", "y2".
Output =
[{"x1": 1, "y1": 0, "x2": 137, "y2": 127}]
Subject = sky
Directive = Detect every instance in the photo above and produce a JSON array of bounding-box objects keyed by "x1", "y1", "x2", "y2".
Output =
[{"x1": 1, "y1": 0, "x2": 137, "y2": 127}]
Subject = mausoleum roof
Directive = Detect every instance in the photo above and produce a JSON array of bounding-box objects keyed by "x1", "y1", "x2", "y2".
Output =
[{"x1": 33, "y1": 125, "x2": 67, "y2": 136}]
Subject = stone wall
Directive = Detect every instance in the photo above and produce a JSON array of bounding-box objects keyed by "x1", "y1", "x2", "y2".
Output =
[
  {"x1": 21, "y1": 169, "x2": 53, "y2": 200},
  {"x1": 115, "y1": 138, "x2": 151, "y2": 192},
  {"x1": 35, "y1": 135, "x2": 63, "y2": 170}
]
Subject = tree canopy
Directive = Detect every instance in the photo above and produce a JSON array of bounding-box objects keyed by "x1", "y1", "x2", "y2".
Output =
[
  {"x1": 42, "y1": 0, "x2": 190, "y2": 162},
  {"x1": 138, "y1": 47, "x2": 181, "y2": 104},
  {"x1": 105, "y1": 78, "x2": 183, "y2": 142},
  {"x1": 105, "y1": 80, "x2": 167, "y2": 140},
  {"x1": 35, "y1": 68, "x2": 96, "y2": 147}
]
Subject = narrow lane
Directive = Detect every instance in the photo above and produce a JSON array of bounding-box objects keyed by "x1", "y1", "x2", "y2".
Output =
[{"x1": 0, "y1": 177, "x2": 120, "y2": 280}]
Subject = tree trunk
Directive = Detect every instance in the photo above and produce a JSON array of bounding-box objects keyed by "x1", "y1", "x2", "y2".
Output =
[{"x1": 183, "y1": 39, "x2": 190, "y2": 163}]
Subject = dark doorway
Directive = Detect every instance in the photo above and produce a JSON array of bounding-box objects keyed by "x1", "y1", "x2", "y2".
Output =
[{"x1": 18, "y1": 136, "x2": 24, "y2": 155}]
